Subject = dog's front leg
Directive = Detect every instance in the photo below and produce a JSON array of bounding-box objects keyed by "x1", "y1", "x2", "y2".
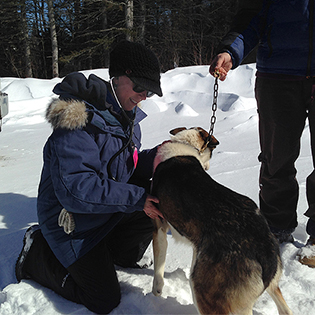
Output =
[{"x1": 152, "y1": 219, "x2": 169, "y2": 296}]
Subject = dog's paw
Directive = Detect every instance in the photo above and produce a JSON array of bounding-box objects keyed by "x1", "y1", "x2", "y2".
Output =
[
  {"x1": 136, "y1": 255, "x2": 153, "y2": 269},
  {"x1": 152, "y1": 276, "x2": 164, "y2": 296}
]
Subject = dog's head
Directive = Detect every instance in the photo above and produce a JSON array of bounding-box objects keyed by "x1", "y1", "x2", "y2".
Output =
[
  {"x1": 170, "y1": 127, "x2": 219, "y2": 151},
  {"x1": 167, "y1": 127, "x2": 219, "y2": 170}
]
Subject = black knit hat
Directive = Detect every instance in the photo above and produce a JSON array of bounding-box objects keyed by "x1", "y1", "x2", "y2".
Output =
[{"x1": 109, "y1": 40, "x2": 162, "y2": 97}]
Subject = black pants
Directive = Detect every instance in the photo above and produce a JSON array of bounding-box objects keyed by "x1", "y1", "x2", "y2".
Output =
[
  {"x1": 255, "y1": 76, "x2": 315, "y2": 230},
  {"x1": 24, "y1": 211, "x2": 153, "y2": 314}
]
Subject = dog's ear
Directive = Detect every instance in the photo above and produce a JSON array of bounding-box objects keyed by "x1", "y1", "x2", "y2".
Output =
[
  {"x1": 170, "y1": 127, "x2": 187, "y2": 135},
  {"x1": 195, "y1": 127, "x2": 219, "y2": 147},
  {"x1": 195, "y1": 127, "x2": 208, "y2": 141},
  {"x1": 208, "y1": 135, "x2": 220, "y2": 148}
]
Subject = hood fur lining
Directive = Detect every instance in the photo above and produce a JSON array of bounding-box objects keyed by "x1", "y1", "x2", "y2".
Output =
[{"x1": 46, "y1": 99, "x2": 88, "y2": 130}]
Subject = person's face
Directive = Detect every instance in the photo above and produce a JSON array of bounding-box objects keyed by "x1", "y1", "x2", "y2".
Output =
[{"x1": 113, "y1": 76, "x2": 148, "y2": 111}]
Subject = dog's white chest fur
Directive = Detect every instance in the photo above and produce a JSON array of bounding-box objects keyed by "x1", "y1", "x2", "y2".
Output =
[{"x1": 153, "y1": 141, "x2": 210, "y2": 172}]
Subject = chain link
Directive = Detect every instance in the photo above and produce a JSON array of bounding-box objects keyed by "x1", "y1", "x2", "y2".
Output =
[{"x1": 208, "y1": 75, "x2": 219, "y2": 137}]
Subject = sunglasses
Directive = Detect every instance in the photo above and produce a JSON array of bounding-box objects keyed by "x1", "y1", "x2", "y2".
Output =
[{"x1": 132, "y1": 84, "x2": 154, "y2": 98}]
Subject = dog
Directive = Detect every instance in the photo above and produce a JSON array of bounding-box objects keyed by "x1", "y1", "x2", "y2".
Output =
[{"x1": 151, "y1": 127, "x2": 292, "y2": 315}]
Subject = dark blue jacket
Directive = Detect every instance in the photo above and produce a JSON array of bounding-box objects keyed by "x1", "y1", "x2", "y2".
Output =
[
  {"x1": 37, "y1": 73, "x2": 157, "y2": 268},
  {"x1": 219, "y1": 0, "x2": 315, "y2": 76}
]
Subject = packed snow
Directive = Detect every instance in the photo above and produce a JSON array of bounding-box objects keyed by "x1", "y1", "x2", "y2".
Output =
[{"x1": 0, "y1": 64, "x2": 314, "y2": 314}]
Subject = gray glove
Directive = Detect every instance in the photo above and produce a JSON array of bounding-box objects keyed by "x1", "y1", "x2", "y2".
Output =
[{"x1": 58, "y1": 208, "x2": 75, "y2": 234}]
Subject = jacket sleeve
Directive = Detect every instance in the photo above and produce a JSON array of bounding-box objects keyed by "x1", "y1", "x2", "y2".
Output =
[
  {"x1": 49, "y1": 128, "x2": 147, "y2": 215},
  {"x1": 216, "y1": 0, "x2": 264, "y2": 68}
]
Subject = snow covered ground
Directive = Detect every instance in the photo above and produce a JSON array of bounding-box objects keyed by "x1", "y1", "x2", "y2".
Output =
[{"x1": 0, "y1": 64, "x2": 314, "y2": 314}]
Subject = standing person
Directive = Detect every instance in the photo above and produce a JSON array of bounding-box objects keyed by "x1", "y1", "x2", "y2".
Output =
[
  {"x1": 15, "y1": 40, "x2": 164, "y2": 314},
  {"x1": 210, "y1": 0, "x2": 315, "y2": 267}
]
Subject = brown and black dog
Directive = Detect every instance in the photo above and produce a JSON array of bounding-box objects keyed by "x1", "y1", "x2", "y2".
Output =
[{"x1": 151, "y1": 127, "x2": 292, "y2": 315}]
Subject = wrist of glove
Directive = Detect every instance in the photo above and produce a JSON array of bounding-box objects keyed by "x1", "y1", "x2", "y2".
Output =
[{"x1": 58, "y1": 208, "x2": 75, "y2": 234}]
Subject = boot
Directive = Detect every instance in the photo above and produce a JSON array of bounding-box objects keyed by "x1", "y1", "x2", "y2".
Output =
[
  {"x1": 15, "y1": 225, "x2": 41, "y2": 281},
  {"x1": 298, "y1": 237, "x2": 315, "y2": 268}
]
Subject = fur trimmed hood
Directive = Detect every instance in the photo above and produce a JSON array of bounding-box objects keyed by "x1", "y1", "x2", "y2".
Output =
[
  {"x1": 46, "y1": 98, "x2": 89, "y2": 130},
  {"x1": 46, "y1": 72, "x2": 114, "y2": 130},
  {"x1": 47, "y1": 72, "x2": 147, "y2": 131},
  {"x1": 53, "y1": 72, "x2": 110, "y2": 110}
]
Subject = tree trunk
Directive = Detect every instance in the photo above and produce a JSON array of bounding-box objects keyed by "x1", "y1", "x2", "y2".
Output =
[
  {"x1": 47, "y1": 0, "x2": 59, "y2": 78},
  {"x1": 126, "y1": 0, "x2": 133, "y2": 41},
  {"x1": 21, "y1": 0, "x2": 33, "y2": 77},
  {"x1": 101, "y1": 2, "x2": 109, "y2": 67},
  {"x1": 138, "y1": 0, "x2": 146, "y2": 44}
]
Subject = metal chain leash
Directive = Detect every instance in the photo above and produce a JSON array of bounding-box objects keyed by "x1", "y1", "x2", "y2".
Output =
[
  {"x1": 208, "y1": 73, "x2": 219, "y2": 138},
  {"x1": 201, "y1": 70, "x2": 220, "y2": 150}
]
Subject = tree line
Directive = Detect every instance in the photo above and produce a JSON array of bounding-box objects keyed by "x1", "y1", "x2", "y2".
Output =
[{"x1": 0, "y1": 0, "x2": 239, "y2": 79}]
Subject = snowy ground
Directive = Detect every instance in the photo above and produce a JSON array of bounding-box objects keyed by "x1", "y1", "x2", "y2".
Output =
[{"x1": 0, "y1": 64, "x2": 314, "y2": 314}]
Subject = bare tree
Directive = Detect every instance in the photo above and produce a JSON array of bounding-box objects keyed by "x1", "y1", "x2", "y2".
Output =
[
  {"x1": 47, "y1": 0, "x2": 59, "y2": 77},
  {"x1": 138, "y1": 0, "x2": 146, "y2": 44},
  {"x1": 126, "y1": 0, "x2": 133, "y2": 41},
  {"x1": 21, "y1": 0, "x2": 33, "y2": 77},
  {"x1": 0, "y1": 0, "x2": 240, "y2": 77}
]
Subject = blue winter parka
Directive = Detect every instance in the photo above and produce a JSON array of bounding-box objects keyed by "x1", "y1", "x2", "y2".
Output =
[
  {"x1": 218, "y1": 0, "x2": 315, "y2": 77},
  {"x1": 37, "y1": 73, "x2": 157, "y2": 268}
]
